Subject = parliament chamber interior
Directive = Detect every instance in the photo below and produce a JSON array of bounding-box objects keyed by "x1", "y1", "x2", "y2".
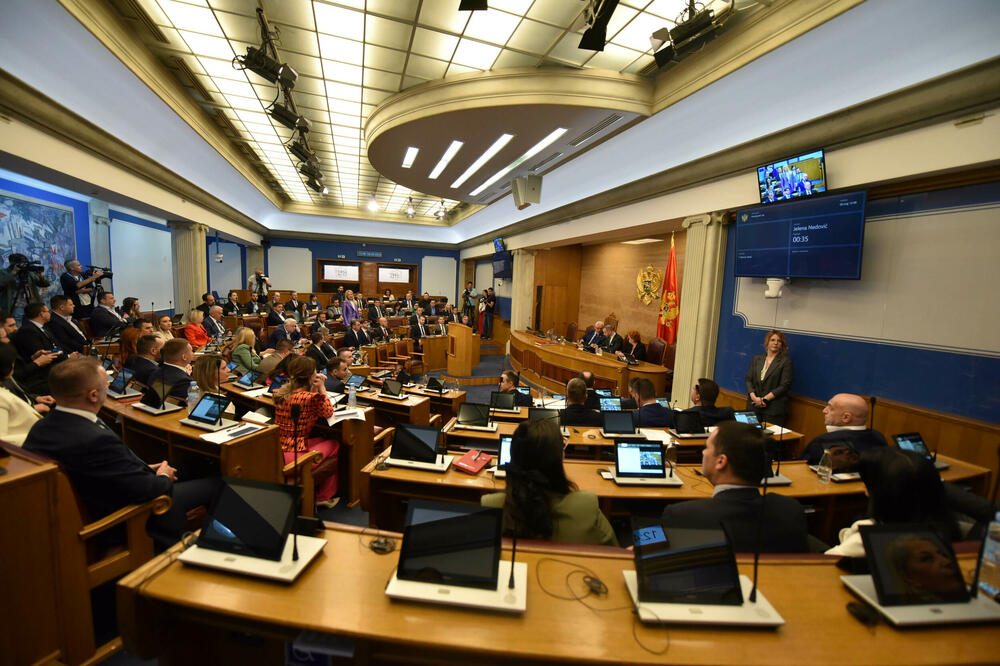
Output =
[{"x1": 1, "y1": 0, "x2": 999, "y2": 664}]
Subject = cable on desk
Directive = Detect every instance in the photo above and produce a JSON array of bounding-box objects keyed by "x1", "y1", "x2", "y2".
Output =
[
  {"x1": 534, "y1": 557, "x2": 670, "y2": 656},
  {"x1": 357, "y1": 525, "x2": 397, "y2": 555}
]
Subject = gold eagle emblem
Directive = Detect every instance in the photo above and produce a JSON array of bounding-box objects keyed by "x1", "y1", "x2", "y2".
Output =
[{"x1": 636, "y1": 265, "x2": 662, "y2": 305}]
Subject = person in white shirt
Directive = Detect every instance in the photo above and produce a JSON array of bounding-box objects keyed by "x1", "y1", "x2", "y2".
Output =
[
  {"x1": 248, "y1": 268, "x2": 271, "y2": 297},
  {"x1": 0, "y1": 343, "x2": 44, "y2": 445}
]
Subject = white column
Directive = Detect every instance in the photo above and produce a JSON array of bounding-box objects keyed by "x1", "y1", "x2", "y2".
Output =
[
  {"x1": 167, "y1": 219, "x2": 208, "y2": 316},
  {"x1": 509, "y1": 249, "x2": 536, "y2": 333},
  {"x1": 671, "y1": 211, "x2": 728, "y2": 406}
]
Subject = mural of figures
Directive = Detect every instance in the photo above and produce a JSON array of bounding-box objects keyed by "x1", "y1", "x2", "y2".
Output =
[{"x1": 0, "y1": 189, "x2": 76, "y2": 297}]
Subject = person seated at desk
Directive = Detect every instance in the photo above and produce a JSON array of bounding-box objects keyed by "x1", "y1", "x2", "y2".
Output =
[
  {"x1": 0, "y1": 343, "x2": 43, "y2": 444},
  {"x1": 285, "y1": 292, "x2": 304, "y2": 323},
  {"x1": 191, "y1": 354, "x2": 228, "y2": 397},
  {"x1": 683, "y1": 378, "x2": 735, "y2": 426},
  {"x1": 12, "y1": 303, "x2": 76, "y2": 378},
  {"x1": 311, "y1": 311, "x2": 330, "y2": 336},
  {"x1": 600, "y1": 323, "x2": 623, "y2": 354},
  {"x1": 23, "y1": 357, "x2": 219, "y2": 550},
  {"x1": 273, "y1": 356, "x2": 340, "y2": 506},
  {"x1": 182, "y1": 309, "x2": 211, "y2": 348},
  {"x1": 800, "y1": 393, "x2": 888, "y2": 466},
  {"x1": 615, "y1": 330, "x2": 646, "y2": 362},
  {"x1": 119, "y1": 319, "x2": 154, "y2": 367},
  {"x1": 630, "y1": 378, "x2": 673, "y2": 428},
  {"x1": 257, "y1": 339, "x2": 294, "y2": 378},
  {"x1": 577, "y1": 320, "x2": 605, "y2": 350},
  {"x1": 230, "y1": 327, "x2": 269, "y2": 375},
  {"x1": 826, "y1": 447, "x2": 954, "y2": 558},
  {"x1": 195, "y1": 292, "x2": 215, "y2": 318},
  {"x1": 343, "y1": 318, "x2": 371, "y2": 350},
  {"x1": 373, "y1": 316, "x2": 392, "y2": 342},
  {"x1": 221, "y1": 291, "x2": 241, "y2": 317},
  {"x1": 499, "y1": 370, "x2": 532, "y2": 407},
  {"x1": 408, "y1": 306, "x2": 425, "y2": 327},
  {"x1": 266, "y1": 302, "x2": 287, "y2": 327},
  {"x1": 124, "y1": 334, "x2": 163, "y2": 386},
  {"x1": 0, "y1": 314, "x2": 59, "y2": 396},
  {"x1": 481, "y1": 419, "x2": 618, "y2": 547},
  {"x1": 242, "y1": 292, "x2": 264, "y2": 315},
  {"x1": 143, "y1": 338, "x2": 194, "y2": 400},
  {"x1": 153, "y1": 313, "x2": 174, "y2": 341},
  {"x1": 661, "y1": 421, "x2": 810, "y2": 553},
  {"x1": 202, "y1": 305, "x2": 226, "y2": 341},
  {"x1": 266, "y1": 318, "x2": 301, "y2": 349},
  {"x1": 559, "y1": 377, "x2": 602, "y2": 427},
  {"x1": 326, "y1": 298, "x2": 342, "y2": 321},
  {"x1": 47, "y1": 294, "x2": 89, "y2": 355},
  {"x1": 305, "y1": 294, "x2": 322, "y2": 312},
  {"x1": 305, "y1": 331, "x2": 333, "y2": 369},
  {"x1": 89, "y1": 291, "x2": 128, "y2": 339},
  {"x1": 368, "y1": 298, "x2": 388, "y2": 322},
  {"x1": 324, "y1": 356, "x2": 348, "y2": 393}
]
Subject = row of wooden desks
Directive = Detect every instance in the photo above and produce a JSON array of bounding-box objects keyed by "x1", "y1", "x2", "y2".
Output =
[
  {"x1": 117, "y1": 522, "x2": 998, "y2": 665},
  {"x1": 361, "y1": 454, "x2": 990, "y2": 543}
]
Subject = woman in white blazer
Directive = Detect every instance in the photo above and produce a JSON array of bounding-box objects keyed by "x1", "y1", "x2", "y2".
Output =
[{"x1": 0, "y1": 344, "x2": 43, "y2": 445}]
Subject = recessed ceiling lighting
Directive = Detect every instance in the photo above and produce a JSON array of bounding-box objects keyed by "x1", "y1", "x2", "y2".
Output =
[
  {"x1": 402, "y1": 146, "x2": 419, "y2": 169},
  {"x1": 429, "y1": 140, "x2": 464, "y2": 180},
  {"x1": 622, "y1": 238, "x2": 663, "y2": 244},
  {"x1": 367, "y1": 195, "x2": 379, "y2": 212},
  {"x1": 468, "y1": 128, "x2": 567, "y2": 197},
  {"x1": 451, "y1": 133, "x2": 514, "y2": 189}
]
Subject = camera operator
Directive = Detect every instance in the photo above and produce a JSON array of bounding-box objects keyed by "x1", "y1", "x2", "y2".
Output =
[
  {"x1": 0, "y1": 254, "x2": 50, "y2": 326},
  {"x1": 247, "y1": 268, "x2": 271, "y2": 297},
  {"x1": 60, "y1": 260, "x2": 107, "y2": 316}
]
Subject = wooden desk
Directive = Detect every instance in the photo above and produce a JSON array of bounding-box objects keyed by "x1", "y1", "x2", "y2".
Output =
[
  {"x1": 118, "y1": 523, "x2": 998, "y2": 665},
  {"x1": 510, "y1": 330, "x2": 670, "y2": 396},
  {"x1": 404, "y1": 386, "x2": 466, "y2": 421},
  {"x1": 220, "y1": 383, "x2": 376, "y2": 506},
  {"x1": 357, "y1": 389, "x2": 431, "y2": 426},
  {"x1": 420, "y1": 334, "x2": 448, "y2": 371}
]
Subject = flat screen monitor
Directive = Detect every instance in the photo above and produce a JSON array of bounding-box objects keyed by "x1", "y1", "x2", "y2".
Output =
[
  {"x1": 392, "y1": 424, "x2": 440, "y2": 463},
  {"x1": 615, "y1": 440, "x2": 665, "y2": 478},
  {"x1": 757, "y1": 149, "x2": 826, "y2": 204},
  {"x1": 346, "y1": 373, "x2": 366, "y2": 389},
  {"x1": 236, "y1": 369, "x2": 263, "y2": 387},
  {"x1": 492, "y1": 237, "x2": 505, "y2": 252},
  {"x1": 528, "y1": 408, "x2": 559, "y2": 423},
  {"x1": 382, "y1": 378, "x2": 403, "y2": 397},
  {"x1": 599, "y1": 397, "x2": 622, "y2": 412},
  {"x1": 109, "y1": 367, "x2": 134, "y2": 393},
  {"x1": 187, "y1": 393, "x2": 230, "y2": 425},
  {"x1": 490, "y1": 391, "x2": 515, "y2": 410},
  {"x1": 602, "y1": 410, "x2": 635, "y2": 435},
  {"x1": 734, "y1": 190, "x2": 867, "y2": 279},
  {"x1": 734, "y1": 411, "x2": 761, "y2": 428},
  {"x1": 860, "y1": 524, "x2": 970, "y2": 606},
  {"x1": 492, "y1": 251, "x2": 513, "y2": 279},
  {"x1": 457, "y1": 402, "x2": 490, "y2": 426},
  {"x1": 497, "y1": 435, "x2": 513, "y2": 470},
  {"x1": 196, "y1": 478, "x2": 300, "y2": 561}
]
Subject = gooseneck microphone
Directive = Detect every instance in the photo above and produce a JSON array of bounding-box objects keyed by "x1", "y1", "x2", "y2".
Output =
[
  {"x1": 749, "y1": 437, "x2": 771, "y2": 604},
  {"x1": 508, "y1": 516, "x2": 518, "y2": 592},
  {"x1": 665, "y1": 440, "x2": 677, "y2": 478},
  {"x1": 290, "y1": 402, "x2": 301, "y2": 561}
]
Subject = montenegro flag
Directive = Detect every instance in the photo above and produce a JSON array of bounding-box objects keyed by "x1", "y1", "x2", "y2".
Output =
[{"x1": 656, "y1": 234, "x2": 679, "y2": 344}]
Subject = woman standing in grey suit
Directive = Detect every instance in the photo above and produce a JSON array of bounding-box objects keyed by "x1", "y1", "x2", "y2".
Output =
[{"x1": 745, "y1": 329, "x2": 794, "y2": 427}]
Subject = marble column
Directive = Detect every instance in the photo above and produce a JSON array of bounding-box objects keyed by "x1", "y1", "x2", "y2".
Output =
[
  {"x1": 671, "y1": 211, "x2": 729, "y2": 406},
  {"x1": 167, "y1": 219, "x2": 208, "y2": 316},
  {"x1": 509, "y1": 249, "x2": 536, "y2": 334}
]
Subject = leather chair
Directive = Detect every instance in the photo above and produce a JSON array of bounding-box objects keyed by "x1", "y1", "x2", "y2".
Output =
[
  {"x1": 565, "y1": 322, "x2": 577, "y2": 341},
  {"x1": 646, "y1": 337, "x2": 667, "y2": 366}
]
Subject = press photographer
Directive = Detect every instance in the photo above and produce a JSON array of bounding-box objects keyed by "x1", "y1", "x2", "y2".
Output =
[
  {"x1": 247, "y1": 268, "x2": 271, "y2": 297},
  {"x1": 60, "y1": 259, "x2": 111, "y2": 316},
  {"x1": 0, "y1": 253, "x2": 51, "y2": 325}
]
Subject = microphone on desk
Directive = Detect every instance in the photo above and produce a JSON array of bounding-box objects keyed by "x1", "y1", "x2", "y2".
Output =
[
  {"x1": 665, "y1": 439, "x2": 677, "y2": 478},
  {"x1": 290, "y1": 402, "x2": 301, "y2": 561},
  {"x1": 749, "y1": 433, "x2": 772, "y2": 604},
  {"x1": 507, "y1": 516, "x2": 518, "y2": 595}
]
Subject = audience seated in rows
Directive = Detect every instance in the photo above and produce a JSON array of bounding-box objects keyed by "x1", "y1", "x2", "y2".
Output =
[
  {"x1": 89, "y1": 292, "x2": 128, "y2": 339},
  {"x1": 266, "y1": 318, "x2": 301, "y2": 349},
  {"x1": 124, "y1": 334, "x2": 163, "y2": 386},
  {"x1": 0, "y1": 343, "x2": 43, "y2": 445},
  {"x1": 47, "y1": 294, "x2": 89, "y2": 354}
]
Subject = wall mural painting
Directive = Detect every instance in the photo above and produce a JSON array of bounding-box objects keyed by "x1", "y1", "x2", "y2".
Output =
[{"x1": 0, "y1": 189, "x2": 76, "y2": 297}]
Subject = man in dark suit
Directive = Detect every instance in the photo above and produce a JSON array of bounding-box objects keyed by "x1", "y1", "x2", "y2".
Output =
[
  {"x1": 23, "y1": 357, "x2": 219, "y2": 549},
  {"x1": 266, "y1": 303, "x2": 286, "y2": 327},
  {"x1": 195, "y1": 292, "x2": 215, "y2": 318},
  {"x1": 12, "y1": 302, "x2": 65, "y2": 362},
  {"x1": 630, "y1": 378, "x2": 673, "y2": 428},
  {"x1": 684, "y1": 378, "x2": 736, "y2": 426},
  {"x1": 601, "y1": 324, "x2": 623, "y2": 354},
  {"x1": 372, "y1": 316, "x2": 393, "y2": 342},
  {"x1": 201, "y1": 305, "x2": 226, "y2": 340},
  {"x1": 124, "y1": 334, "x2": 162, "y2": 386},
  {"x1": 143, "y1": 338, "x2": 195, "y2": 401},
  {"x1": 400, "y1": 291, "x2": 417, "y2": 313},
  {"x1": 661, "y1": 421, "x2": 810, "y2": 553},
  {"x1": 221, "y1": 291, "x2": 241, "y2": 317},
  {"x1": 578, "y1": 370, "x2": 601, "y2": 410},
  {"x1": 285, "y1": 291, "x2": 304, "y2": 322},
  {"x1": 324, "y1": 357, "x2": 348, "y2": 393},
  {"x1": 47, "y1": 294, "x2": 89, "y2": 355},
  {"x1": 409, "y1": 315, "x2": 428, "y2": 351},
  {"x1": 89, "y1": 291, "x2": 128, "y2": 339},
  {"x1": 578, "y1": 320, "x2": 605, "y2": 351},
  {"x1": 305, "y1": 331, "x2": 332, "y2": 369},
  {"x1": 265, "y1": 318, "x2": 301, "y2": 349},
  {"x1": 60, "y1": 260, "x2": 104, "y2": 315},
  {"x1": 560, "y1": 378, "x2": 602, "y2": 427},
  {"x1": 499, "y1": 370, "x2": 532, "y2": 407},
  {"x1": 800, "y1": 393, "x2": 888, "y2": 466},
  {"x1": 343, "y1": 318, "x2": 370, "y2": 350},
  {"x1": 368, "y1": 298, "x2": 388, "y2": 322},
  {"x1": 243, "y1": 292, "x2": 264, "y2": 315}
]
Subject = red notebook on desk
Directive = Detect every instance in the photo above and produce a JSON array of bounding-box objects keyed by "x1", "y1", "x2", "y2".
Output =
[{"x1": 454, "y1": 449, "x2": 492, "y2": 475}]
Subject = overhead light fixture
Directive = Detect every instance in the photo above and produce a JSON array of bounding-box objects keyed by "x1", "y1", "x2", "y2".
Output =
[
  {"x1": 468, "y1": 128, "x2": 567, "y2": 197},
  {"x1": 650, "y1": 27, "x2": 671, "y2": 52},
  {"x1": 405, "y1": 197, "x2": 416, "y2": 219},
  {"x1": 289, "y1": 137, "x2": 316, "y2": 164},
  {"x1": 367, "y1": 195, "x2": 379, "y2": 212},
  {"x1": 299, "y1": 161, "x2": 323, "y2": 181},
  {"x1": 653, "y1": 43, "x2": 675, "y2": 68},
  {"x1": 622, "y1": 238, "x2": 663, "y2": 245},
  {"x1": 579, "y1": 0, "x2": 620, "y2": 52},
  {"x1": 238, "y1": 46, "x2": 297, "y2": 89},
  {"x1": 429, "y1": 140, "x2": 464, "y2": 179},
  {"x1": 459, "y1": 0, "x2": 488, "y2": 10},
  {"x1": 306, "y1": 178, "x2": 327, "y2": 194},
  {"x1": 269, "y1": 101, "x2": 300, "y2": 131},
  {"x1": 451, "y1": 134, "x2": 514, "y2": 189},
  {"x1": 402, "y1": 146, "x2": 419, "y2": 169},
  {"x1": 434, "y1": 200, "x2": 447, "y2": 219},
  {"x1": 670, "y1": 7, "x2": 716, "y2": 46}
]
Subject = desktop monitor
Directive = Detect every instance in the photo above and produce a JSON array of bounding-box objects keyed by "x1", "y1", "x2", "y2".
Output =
[
  {"x1": 490, "y1": 391, "x2": 515, "y2": 410},
  {"x1": 392, "y1": 424, "x2": 441, "y2": 463},
  {"x1": 195, "y1": 478, "x2": 300, "y2": 561},
  {"x1": 457, "y1": 403, "x2": 490, "y2": 427}
]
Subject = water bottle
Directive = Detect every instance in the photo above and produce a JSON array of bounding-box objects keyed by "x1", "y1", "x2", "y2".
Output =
[
  {"x1": 186, "y1": 383, "x2": 200, "y2": 414},
  {"x1": 348, "y1": 384, "x2": 356, "y2": 409},
  {"x1": 816, "y1": 450, "x2": 833, "y2": 483}
]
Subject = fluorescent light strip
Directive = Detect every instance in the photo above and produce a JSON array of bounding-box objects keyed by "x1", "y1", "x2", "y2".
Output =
[
  {"x1": 622, "y1": 238, "x2": 664, "y2": 245},
  {"x1": 451, "y1": 134, "x2": 514, "y2": 189},
  {"x1": 429, "y1": 140, "x2": 464, "y2": 180},
  {"x1": 401, "y1": 146, "x2": 419, "y2": 169},
  {"x1": 468, "y1": 128, "x2": 567, "y2": 197}
]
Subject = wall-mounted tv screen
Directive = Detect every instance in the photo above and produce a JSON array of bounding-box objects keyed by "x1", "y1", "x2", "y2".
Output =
[
  {"x1": 757, "y1": 149, "x2": 826, "y2": 204},
  {"x1": 492, "y1": 251, "x2": 513, "y2": 279},
  {"x1": 493, "y1": 237, "x2": 505, "y2": 252},
  {"x1": 734, "y1": 190, "x2": 867, "y2": 279}
]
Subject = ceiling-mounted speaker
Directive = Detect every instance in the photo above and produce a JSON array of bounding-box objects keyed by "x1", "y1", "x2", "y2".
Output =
[{"x1": 512, "y1": 175, "x2": 542, "y2": 210}]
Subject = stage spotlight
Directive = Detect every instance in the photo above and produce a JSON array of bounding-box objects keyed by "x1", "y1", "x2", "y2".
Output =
[
  {"x1": 289, "y1": 137, "x2": 316, "y2": 164},
  {"x1": 306, "y1": 178, "x2": 327, "y2": 194},
  {"x1": 299, "y1": 161, "x2": 323, "y2": 181},
  {"x1": 650, "y1": 28, "x2": 671, "y2": 52},
  {"x1": 578, "y1": 0, "x2": 619, "y2": 52},
  {"x1": 269, "y1": 102, "x2": 299, "y2": 131},
  {"x1": 405, "y1": 198, "x2": 416, "y2": 219},
  {"x1": 459, "y1": 0, "x2": 488, "y2": 9},
  {"x1": 653, "y1": 43, "x2": 675, "y2": 68}
]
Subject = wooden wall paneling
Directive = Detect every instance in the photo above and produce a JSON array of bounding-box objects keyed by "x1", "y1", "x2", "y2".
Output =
[
  {"x1": 533, "y1": 246, "x2": 582, "y2": 335},
  {"x1": 577, "y1": 233, "x2": 686, "y2": 346},
  {"x1": 360, "y1": 262, "x2": 378, "y2": 296}
]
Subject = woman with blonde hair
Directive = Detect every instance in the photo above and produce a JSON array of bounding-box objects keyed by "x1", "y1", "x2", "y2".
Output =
[
  {"x1": 273, "y1": 356, "x2": 340, "y2": 505},
  {"x1": 342, "y1": 289, "x2": 359, "y2": 327},
  {"x1": 191, "y1": 354, "x2": 228, "y2": 395},
  {"x1": 154, "y1": 313, "x2": 174, "y2": 341},
  {"x1": 230, "y1": 326, "x2": 270, "y2": 374},
  {"x1": 183, "y1": 309, "x2": 211, "y2": 348}
]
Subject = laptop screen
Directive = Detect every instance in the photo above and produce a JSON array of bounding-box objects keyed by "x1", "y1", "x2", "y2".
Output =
[
  {"x1": 632, "y1": 520, "x2": 743, "y2": 605},
  {"x1": 893, "y1": 433, "x2": 931, "y2": 459},
  {"x1": 397, "y1": 370, "x2": 411, "y2": 385},
  {"x1": 599, "y1": 397, "x2": 622, "y2": 412},
  {"x1": 615, "y1": 440, "x2": 665, "y2": 478},
  {"x1": 382, "y1": 378, "x2": 403, "y2": 396},
  {"x1": 603, "y1": 410, "x2": 635, "y2": 434},
  {"x1": 734, "y1": 411, "x2": 761, "y2": 428},
  {"x1": 267, "y1": 374, "x2": 287, "y2": 394},
  {"x1": 196, "y1": 478, "x2": 300, "y2": 561},
  {"x1": 516, "y1": 386, "x2": 530, "y2": 396},
  {"x1": 673, "y1": 410, "x2": 704, "y2": 434},
  {"x1": 392, "y1": 424, "x2": 440, "y2": 463},
  {"x1": 528, "y1": 408, "x2": 559, "y2": 423},
  {"x1": 346, "y1": 373, "x2": 366, "y2": 388},
  {"x1": 490, "y1": 391, "x2": 515, "y2": 410},
  {"x1": 497, "y1": 435, "x2": 513, "y2": 470},
  {"x1": 397, "y1": 500, "x2": 502, "y2": 590},
  {"x1": 188, "y1": 393, "x2": 230, "y2": 424},
  {"x1": 457, "y1": 402, "x2": 490, "y2": 426},
  {"x1": 977, "y1": 525, "x2": 1000, "y2": 602},
  {"x1": 236, "y1": 369, "x2": 262, "y2": 387},
  {"x1": 109, "y1": 367, "x2": 134, "y2": 392},
  {"x1": 860, "y1": 524, "x2": 970, "y2": 606},
  {"x1": 595, "y1": 389, "x2": 612, "y2": 398},
  {"x1": 426, "y1": 377, "x2": 444, "y2": 392}
]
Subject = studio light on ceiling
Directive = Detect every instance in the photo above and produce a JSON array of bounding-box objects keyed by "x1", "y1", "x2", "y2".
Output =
[
  {"x1": 434, "y1": 200, "x2": 447, "y2": 219},
  {"x1": 579, "y1": 0, "x2": 620, "y2": 52},
  {"x1": 458, "y1": 0, "x2": 488, "y2": 10}
]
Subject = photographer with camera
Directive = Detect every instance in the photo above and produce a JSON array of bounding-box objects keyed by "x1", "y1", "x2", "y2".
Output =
[
  {"x1": 247, "y1": 268, "x2": 271, "y2": 297},
  {"x1": 60, "y1": 260, "x2": 108, "y2": 317},
  {"x1": 0, "y1": 253, "x2": 51, "y2": 326}
]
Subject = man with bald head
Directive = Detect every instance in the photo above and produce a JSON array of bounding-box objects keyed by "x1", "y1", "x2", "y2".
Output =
[{"x1": 800, "y1": 393, "x2": 888, "y2": 465}]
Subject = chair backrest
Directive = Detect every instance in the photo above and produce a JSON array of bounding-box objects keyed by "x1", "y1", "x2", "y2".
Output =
[
  {"x1": 565, "y1": 322, "x2": 578, "y2": 340},
  {"x1": 604, "y1": 312, "x2": 619, "y2": 331},
  {"x1": 646, "y1": 336, "x2": 667, "y2": 366},
  {"x1": 395, "y1": 340, "x2": 410, "y2": 357}
]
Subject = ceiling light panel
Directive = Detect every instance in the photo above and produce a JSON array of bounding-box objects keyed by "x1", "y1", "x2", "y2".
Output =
[
  {"x1": 410, "y1": 27, "x2": 460, "y2": 61},
  {"x1": 317, "y1": 33, "x2": 364, "y2": 64},
  {"x1": 366, "y1": 14, "x2": 414, "y2": 49},
  {"x1": 644, "y1": 0, "x2": 691, "y2": 21},
  {"x1": 417, "y1": 3, "x2": 470, "y2": 33},
  {"x1": 451, "y1": 39, "x2": 502, "y2": 70},
  {"x1": 405, "y1": 54, "x2": 449, "y2": 81},
  {"x1": 586, "y1": 43, "x2": 646, "y2": 71},
  {"x1": 366, "y1": 0, "x2": 420, "y2": 21},
  {"x1": 526, "y1": 2, "x2": 585, "y2": 25},
  {"x1": 463, "y1": 11, "x2": 522, "y2": 45},
  {"x1": 451, "y1": 133, "x2": 513, "y2": 189},
  {"x1": 489, "y1": 0, "x2": 535, "y2": 13},
  {"x1": 322, "y1": 59, "x2": 364, "y2": 85},
  {"x1": 314, "y1": 3, "x2": 365, "y2": 40},
  {"x1": 364, "y1": 44, "x2": 407, "y2": 72},
  {"x1": 158, "y1": 1, "x2": 221, "y2": 34},
  {"x1": 604, "y1": 5, "x2": 640, "y2": 40},
  {"x1": 178, "y1": 31, "x2": 234, "y2": 59},
  {"x1": 468, "y1": 127, "x2": 566, "y2": 197},
  {"x1": 611, "y1": 12, "x2": 669, "y2": 51},
  {"x1": 429, "y1": 140, "x2": 464, "y2": 179},
  {"x1": 507, "y1": 19, "x2": 563, "y2": 52}
]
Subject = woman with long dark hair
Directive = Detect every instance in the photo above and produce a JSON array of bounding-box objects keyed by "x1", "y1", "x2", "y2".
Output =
[
  {"x1": 744, "y1": 329, "x2": 794, "y2": 426},
  {"x1": 481, "y1": 419, "x2": 618, "y2": 546}
]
